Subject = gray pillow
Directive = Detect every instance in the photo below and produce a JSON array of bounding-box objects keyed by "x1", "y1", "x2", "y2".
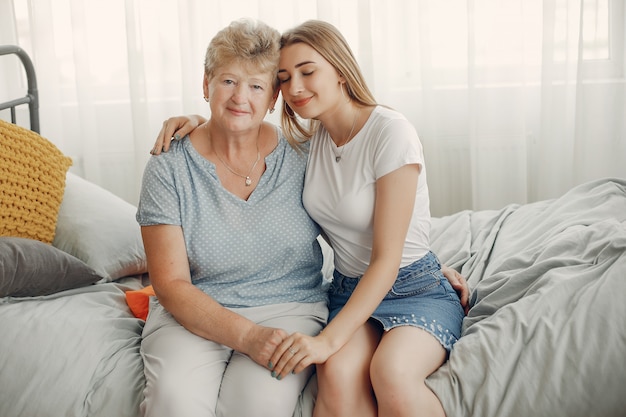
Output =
[{"x1": 0, "y1": 237, "x2": 104, "y2": 297}]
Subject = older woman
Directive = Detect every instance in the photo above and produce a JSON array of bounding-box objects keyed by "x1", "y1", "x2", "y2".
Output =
[{"x1": 136, "y1": 19, "x2": 328, "y2": 417}]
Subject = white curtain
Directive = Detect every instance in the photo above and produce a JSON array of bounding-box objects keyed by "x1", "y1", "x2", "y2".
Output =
[{"x1": 1, "y1": 0, "x2": 624, "y2": 215}]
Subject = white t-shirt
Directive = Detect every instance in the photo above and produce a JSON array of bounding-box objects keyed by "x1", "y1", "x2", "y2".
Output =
[{"x1": 303, "y1": 106, "x2": 431, "y2": 277}]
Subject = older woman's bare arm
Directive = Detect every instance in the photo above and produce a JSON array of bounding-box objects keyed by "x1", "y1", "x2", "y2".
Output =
[{"x1": 141, "y1": 224, "x2": 287, "y2": 368}]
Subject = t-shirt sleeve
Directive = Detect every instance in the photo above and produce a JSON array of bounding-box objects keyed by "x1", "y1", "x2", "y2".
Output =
[
  {"x1": 136, "y1": 155, "x2": 182, "y2": 226},
  {"x1": 373, "y1": 118, "x2": 424, "y2": 180}
]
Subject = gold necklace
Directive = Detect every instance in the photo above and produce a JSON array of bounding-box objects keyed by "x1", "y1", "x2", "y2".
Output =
[
  {"x1": 214, "y1": 142, "x2": 261, "y2": 186},
  {"x1": 333, "y1": 107, "x2": 359, "y2": 163}
]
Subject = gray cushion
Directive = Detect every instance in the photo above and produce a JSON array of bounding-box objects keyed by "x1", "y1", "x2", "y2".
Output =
[{"x1": 0, "y1": 237, "x2": 103, "y2": 297}]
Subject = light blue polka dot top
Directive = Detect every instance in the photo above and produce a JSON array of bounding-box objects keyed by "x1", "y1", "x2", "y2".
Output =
[{"x1": 136, "y1": 131, "x2": 327, "y2": 308}]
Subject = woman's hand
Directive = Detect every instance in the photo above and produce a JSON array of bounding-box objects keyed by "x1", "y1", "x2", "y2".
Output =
[
  {"x1": 241, "y1": 325, "x2": 290, "y2": 369},
  {"x1": 441, "y1": 265, "x2": 470, "y2": 314},
  {"x1": 267, "y1": 332, "x2": 334, "y2": 380},
  {"x1": 150, "y1": 114, "x2": 207, "y2": 155}
]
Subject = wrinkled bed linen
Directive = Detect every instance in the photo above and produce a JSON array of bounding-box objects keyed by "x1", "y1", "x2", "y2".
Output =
[
  {"x1": 0, "y1": 277, "x2": 145, "y2": 417},
  {"x1": 426, "y1": 178, "x2": 626, "y2": 417}
]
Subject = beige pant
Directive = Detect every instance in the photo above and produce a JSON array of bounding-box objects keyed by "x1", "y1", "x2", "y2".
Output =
[{"x1": 140, "y1": 299, "x2": 327, "y2": 417}]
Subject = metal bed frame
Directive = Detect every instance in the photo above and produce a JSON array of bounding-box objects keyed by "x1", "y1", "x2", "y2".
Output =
[{"x1": 0, "y1": 45, "x2": 39, "y2": 133}]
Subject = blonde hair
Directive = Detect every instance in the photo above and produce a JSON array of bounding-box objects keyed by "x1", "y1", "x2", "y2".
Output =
[
  {"x1": 204, "y1": 19, "x2": 281, "y2": 91},
  {"x1": 279, "y1": 20, "x2": 377, "y2": 148}
]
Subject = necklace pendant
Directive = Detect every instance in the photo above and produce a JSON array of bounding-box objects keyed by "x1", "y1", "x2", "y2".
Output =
[
  {"x1": 335, "y1": 156, "x2": 341, "y2": 163},
  {"x1": 245, "y1": 176, "x2": 252, "y2": 186}
]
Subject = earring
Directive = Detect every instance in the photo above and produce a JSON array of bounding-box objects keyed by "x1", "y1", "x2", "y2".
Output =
[
  {"x1": 269, "y1": 108, "x2": 275, "y2": 114},
  {"x1": 204, "y1": 96, "x2": 209, "y2": 102}
]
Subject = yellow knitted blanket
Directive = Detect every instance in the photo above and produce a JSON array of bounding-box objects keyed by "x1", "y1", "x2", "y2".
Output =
[{"x1": 0, "y1": 119, "x2": 72, "y2": 244}]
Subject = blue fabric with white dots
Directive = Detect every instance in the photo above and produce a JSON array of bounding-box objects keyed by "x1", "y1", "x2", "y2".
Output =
[{"x1": 137, "y1": 133, "x2": 327, "y2": 308}]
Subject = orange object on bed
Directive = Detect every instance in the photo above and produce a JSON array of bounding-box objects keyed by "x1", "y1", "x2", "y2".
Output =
[{"x1": 125, "y1": 285, "x2": 155, "y2": 320}]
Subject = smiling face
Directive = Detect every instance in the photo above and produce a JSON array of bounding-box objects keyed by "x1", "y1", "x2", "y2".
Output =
[
  {"x1": 204, "y1": 60, "x2": 277, "y2": 133},
  {"x1": 278, "y1": 43, "x2": 345, "y2": 121}
]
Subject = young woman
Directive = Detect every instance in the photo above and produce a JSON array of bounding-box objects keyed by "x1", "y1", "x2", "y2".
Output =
[{"x1": 266, "y1": 20, "x2": 465, "y2": 417}]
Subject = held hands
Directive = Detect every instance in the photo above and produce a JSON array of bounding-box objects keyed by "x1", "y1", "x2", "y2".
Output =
[
  {"x1": 241, "y1": 325, "x2": 290, "y2": 370},
  {"x1": 267, "y1": 332, "x2": 334, "y2": 381},
  {"x1": 150, "y1": 114, "x2": 207, "y2": 155}
]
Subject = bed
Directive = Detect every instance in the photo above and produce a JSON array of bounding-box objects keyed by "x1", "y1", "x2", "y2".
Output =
[{"x1": 2, "y1": 45, "x2": 625, "y2": 417}]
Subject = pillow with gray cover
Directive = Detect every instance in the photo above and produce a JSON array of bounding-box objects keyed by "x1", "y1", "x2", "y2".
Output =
[{"x1": 0, "y1": 236, "x2": 103, "y2": 297}]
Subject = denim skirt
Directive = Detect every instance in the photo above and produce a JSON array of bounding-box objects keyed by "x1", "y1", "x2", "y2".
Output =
[{"x1": 328, "y1": 251, "x2": 464, "y2": 352}]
